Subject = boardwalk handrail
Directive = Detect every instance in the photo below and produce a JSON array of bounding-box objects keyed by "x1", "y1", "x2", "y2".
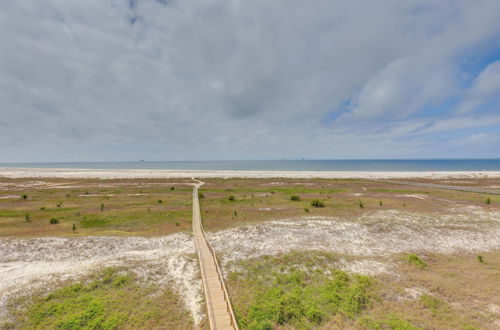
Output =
[
  {"x1": 193, "y1": 183, "x2": 239, "y2": 329},
  {"x1": 200, "y1": 222, "x2": 239, "y2": 329},
  {"x1": 192, "y1": 211, "x2": 217, "y2": 329}
]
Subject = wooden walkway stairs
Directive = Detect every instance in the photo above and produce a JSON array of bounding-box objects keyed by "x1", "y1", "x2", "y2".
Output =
[{"x1": 192, "y1": 181, "x2": 238, "y2": 330}]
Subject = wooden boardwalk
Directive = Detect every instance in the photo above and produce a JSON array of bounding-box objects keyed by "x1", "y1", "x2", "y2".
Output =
[{"x1": 192, "y1": 182, "x2": 238, "y2": 330}]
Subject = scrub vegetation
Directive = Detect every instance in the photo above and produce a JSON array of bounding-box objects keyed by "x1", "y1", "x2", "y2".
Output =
[
  {"x1": 199, "y1": 177, "x2": 500, "y2": 231},
  {"x1": 226, "y1": 251, "x2": 495, "y2": 329},
  {"x1": 3, "y1": 268, "x2": 193, "y2": 329},
  {"x1": 227, "y1": 252, "x2": 373, "y2": 329},
  {"x1": 0, "y1": 177, "x2": 193, "y2": 237},
  {"x1": 2, "y1": 176, "x2": 500, "y2": 329}
]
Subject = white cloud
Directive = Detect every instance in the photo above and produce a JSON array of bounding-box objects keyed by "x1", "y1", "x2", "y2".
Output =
[
  {"x1": 457, "y1": 61, "x2": 500, "y2": 113},
  {"x1": 1, "y1": 0, "x2": 500, "y2": 161}
]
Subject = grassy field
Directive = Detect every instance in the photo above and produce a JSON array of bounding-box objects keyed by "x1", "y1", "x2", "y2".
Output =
[
  {"x1": 2, "y1": 268, "x2": 194, "y2": 330},
  {"x1": 199, "y1": 177, "x2": 500, "y2": 231},
  {"x1": 226, "y1": 251, "x2": 500, "y2": 329},
  {"x1": 1, "y1": 176, "x2": 498, "y2": 237},
  {"x1": 1, "y1": 176, "x2": 499, "y2": 329},
  {"x1": 0, "y1": 177, "x2": 194, "y2": 237}
]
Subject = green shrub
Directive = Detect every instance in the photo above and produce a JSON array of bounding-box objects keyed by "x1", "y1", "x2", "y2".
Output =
[
  {"x1": 477, "y1": 255, "x2": 484, "y2": 263},
  {"x1": 420, "y1": 294, "x2": 443, "y2": 316},
  {"x1": 158, "y1": 199, "x2": 162, "y2": 204},
  {"x1": 359, "y1": 200, "x2": 364, "y2": 208},
  {"x1": 198, "y1": 192, "x2": 204, "y2": 199},
  {"x1": 304, "y1": 208, "x2": 309, "y2": 213},
  {"x1": 72, "y1": 224, "x2": 76, "y2": 232},
  {"x1": 311, "y1": 199, "x2": 325, "y2": 208},
  {"x1": 24, "y1": 213, "x2": 31, "y2": 223},
  {"x1": 360, "y1": 314, "x2": 420, "y2": 330},
  {"x1": 240, "y1": 269, "x2": 372, "y2": 328},
  {"x1": 406, "y1": 253, "x2": 427, "y2": 269},
  {"x1": 486, "y1": 198, "x2": 491, "y2": 205},
  {"x1": 49, "y1": 218, "x2": 59, "y2": 224},
  {"x1": 14, "y1": 268, "x2": 192, "y2": 329},
  {"x1": 379, "y1": 201, "x2": 383, "y2": 206},
  {"x1": 175, "y1": 222, "x2": 180, "y2": 226},
  {"x1": 171, "y1": 186, "x2": 175, "y2": 190},
  {"x1": 290, "y1": 195, "x2": 301, "y2": 201},
  {"x1": 228, "y1": 195, "x2": 236, "y2": 201},
  {"x1": 100, "y1": 202, "x2": 104, "y2": 211},
  {"x1": 21, "y1": 194, "x2": 28, "y2": 200}
]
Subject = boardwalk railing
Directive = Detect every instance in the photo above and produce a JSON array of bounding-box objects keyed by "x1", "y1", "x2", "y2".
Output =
[{"x1": 192, "y1": 184, "x2": 239, "y2": 330}]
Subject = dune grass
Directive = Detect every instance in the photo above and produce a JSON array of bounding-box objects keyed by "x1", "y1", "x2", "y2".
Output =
[
  {"x1": 198, "y1": 177, "x2": 500, "y2": 231},
  {"x1": 226, "y1": 251, "x2": 374, "y2": 329},
  {"x1": 0, "y1": 178, "x2": 193, "y2": 237},
  {"x1": 3, "y1": 268, "x2": 193, "y2": 330},
  {"x1": 225, "y1": 251, "x2": 491, "y2": 329}
]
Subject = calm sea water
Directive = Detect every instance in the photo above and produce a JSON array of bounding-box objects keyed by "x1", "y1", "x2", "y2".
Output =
[{"x1": 1, "y1": 160, "x2": 499, "y2": 171}]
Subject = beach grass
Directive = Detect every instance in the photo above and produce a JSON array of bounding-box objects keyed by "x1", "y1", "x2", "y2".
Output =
[
  {"x1": 0, "y1": 177, "x2": 193, "y2": 237},
  {"x1": 225, "y1": 251, "x2": 497, "y2": 329},
  {"x1": 198, "y1": 177, "x2": 500, "y2": 231},
  {"x1": 3, "y1": 267, "x2": 193, "y2": 330}
]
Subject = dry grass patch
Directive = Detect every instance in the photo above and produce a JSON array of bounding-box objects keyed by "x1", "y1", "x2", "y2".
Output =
[
  {"x1": 0, "y1": 177, "x2": 193, "y2": 237},
  {"x1": 199, "y1": 178, "x2": 500, "y2": 232}
]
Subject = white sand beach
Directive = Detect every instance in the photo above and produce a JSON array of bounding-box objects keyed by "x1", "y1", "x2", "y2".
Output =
[{"x1": 1, "y1": 167, "x2": 500, "y2": 179}]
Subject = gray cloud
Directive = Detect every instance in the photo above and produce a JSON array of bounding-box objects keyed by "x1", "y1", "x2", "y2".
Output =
[{"x1": 1, "y1": 0, "x2": 500, "y2": 162}]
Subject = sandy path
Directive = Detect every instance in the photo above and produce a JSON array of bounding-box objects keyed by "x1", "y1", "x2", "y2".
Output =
[{"x1": 0, "y1": 234, "x2": 204, "y2": 324}]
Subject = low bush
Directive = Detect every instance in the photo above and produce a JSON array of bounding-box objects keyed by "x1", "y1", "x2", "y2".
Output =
[
  {"x1": 420, "y1": 294, "x2": 443, "y2": 316},
  {"x1": 290, "y1": 195, "x2": 301, "y2": 201},
  {"x1": 233, "y1": 265, "x2": 372, "y2": 329},
  {"x1": 12, "y1": 268, "x2": 192, "y2": 329},
  {"x1": 406, "y1": 253, "x2": 427, "y2": 269},
  {"x1": 228, "y1": 195, "x2": 236, "y2": 201},
  {"x1": 311, "y1": 199, "x2": 325, "y2": 208},
  {"x1": 360, "y1": 314, "x2": 420, "y2": 330},
  {"x1": 49, "y1": 218, "x2": 59, "y2": 224}
]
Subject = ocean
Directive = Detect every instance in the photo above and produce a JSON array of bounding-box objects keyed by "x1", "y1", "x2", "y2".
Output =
[{"x1": 1, "y1": 159, "x2": 499, "y2": 171}]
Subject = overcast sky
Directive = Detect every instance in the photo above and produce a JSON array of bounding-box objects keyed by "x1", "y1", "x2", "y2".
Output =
[{"x1": 1, "y1": 0, "x2": 500, "y2": 162}]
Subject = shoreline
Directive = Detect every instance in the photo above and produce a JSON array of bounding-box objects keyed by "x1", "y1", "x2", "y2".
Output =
[{"x1": 1, "y1": 167, "x2": 500, "y2": 179}]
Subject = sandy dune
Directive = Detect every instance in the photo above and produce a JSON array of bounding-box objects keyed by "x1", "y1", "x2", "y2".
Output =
[
  {"x1": 208, "y1": 207, "x2": 500, "y2": 274},
  {"x1": 0, "y1": 233, "x2": 203, "y2": 324}
]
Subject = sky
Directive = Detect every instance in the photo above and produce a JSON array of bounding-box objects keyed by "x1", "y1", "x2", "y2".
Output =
[{"x1": 1, "y1": 0, "x2": 500, "y2": 162}]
